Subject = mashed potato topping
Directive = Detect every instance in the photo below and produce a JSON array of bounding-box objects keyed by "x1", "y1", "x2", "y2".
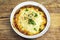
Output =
[{"x1": 14, "y1": 6, "x2": 47, "y2": 35}]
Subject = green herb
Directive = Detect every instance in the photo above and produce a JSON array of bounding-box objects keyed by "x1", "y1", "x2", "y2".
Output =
[
  {"x1": 34, "y1": 28, "x2": 37, "y2": 31},
  {"x1": 39, "y1": 28, "x2": 42, "y2": 32},
  {"x1": 25, "y1": 8, "x2": 28, "y2": 11},
  {"x1": 32, "y1": 12, "x2": 38, "y2": 17},
  {"x1": 28, "y1": 19, "x2": 36, "y2": 25},
  {"x1": 34, "y1": 13, "x2": 38, "y2": 17}
]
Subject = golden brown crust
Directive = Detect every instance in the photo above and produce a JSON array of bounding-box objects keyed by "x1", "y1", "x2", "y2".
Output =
[{"x1": 13, "y1": 5, "x2": 47, "y2": 36}]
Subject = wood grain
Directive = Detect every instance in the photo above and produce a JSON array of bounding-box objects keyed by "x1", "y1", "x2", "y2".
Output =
[{"x1": 0, "y1": 0, "x2": 60, "y2": 40}]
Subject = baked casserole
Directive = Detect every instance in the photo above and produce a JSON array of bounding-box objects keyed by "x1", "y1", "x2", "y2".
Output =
[{"x1": 14, "y1": 6, "x2": 47, "y2": 35}]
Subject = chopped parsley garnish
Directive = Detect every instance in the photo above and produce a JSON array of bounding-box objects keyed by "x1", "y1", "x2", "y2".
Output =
[
  {"x1": 25, "y1": 8, "x2": 28, "y2": 11},
  {"x1": 32, "y1": 12, "x2": 38, "y2": 17},
  {"x1": 34, "y1": 28, "x2": 37, "y2": 31},
  {"x1": 39, "y1": 28, "x2": 43, "y2": 32},
  {"x1": 28, "y1": 19, "x2": 36, "y2": 25},
  {"x1": 34, "y1": 13, "x2": 38, "y2": 17}
]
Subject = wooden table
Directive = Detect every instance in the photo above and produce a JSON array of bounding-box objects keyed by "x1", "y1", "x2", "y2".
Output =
[{"x1": 0, "y1": 0, "x2": 60, "y2": 40}]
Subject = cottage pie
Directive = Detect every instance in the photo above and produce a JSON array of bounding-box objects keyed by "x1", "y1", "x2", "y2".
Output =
[{"x1": 14, "y1": 6, "x2": 47, "y2": 35}]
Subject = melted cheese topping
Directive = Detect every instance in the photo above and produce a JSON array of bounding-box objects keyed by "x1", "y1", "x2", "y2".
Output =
[{"x1": 14, "y1": 7, "x2": 47, "y2": 35}]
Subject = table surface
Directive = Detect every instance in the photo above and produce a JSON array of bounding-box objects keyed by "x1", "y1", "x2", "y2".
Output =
[{"x1": 0, "y1": 0, "x2": 60, "y2": 40}]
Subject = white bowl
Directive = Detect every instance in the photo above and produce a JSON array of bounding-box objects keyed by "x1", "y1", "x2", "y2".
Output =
[{"x1": 10, "y1": 1, "x2": 50, "y2": 39}]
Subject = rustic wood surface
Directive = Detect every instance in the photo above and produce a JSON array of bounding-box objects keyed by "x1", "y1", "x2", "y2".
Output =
[{"x1": 0, "y1": 0, "x2": 60, "y2": 40}]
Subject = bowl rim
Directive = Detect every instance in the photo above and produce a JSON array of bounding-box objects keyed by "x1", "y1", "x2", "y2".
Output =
[{"x1": 10, "y1": 1, "x2": 50, "y2": 39}]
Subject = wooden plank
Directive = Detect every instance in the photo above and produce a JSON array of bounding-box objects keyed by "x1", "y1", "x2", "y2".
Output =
[
  {"x1": 0, "y1": 18, "x2": 12, "y2": 30},
  {"x1": 0, "y1": 0, "x2": 56, "y2": 5},
  {"x1": 0, "y1": 12, "x2": 10, "y2": 18},
  {"x1": 0, "y1": 29, "x2": 24, "y2": 40},
  {"x1": 56, "y1": 0, "x2": 60, "y2": 4},
  {"x1": 0, "y1": 0, "x2": 59, "y2": 7}
]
